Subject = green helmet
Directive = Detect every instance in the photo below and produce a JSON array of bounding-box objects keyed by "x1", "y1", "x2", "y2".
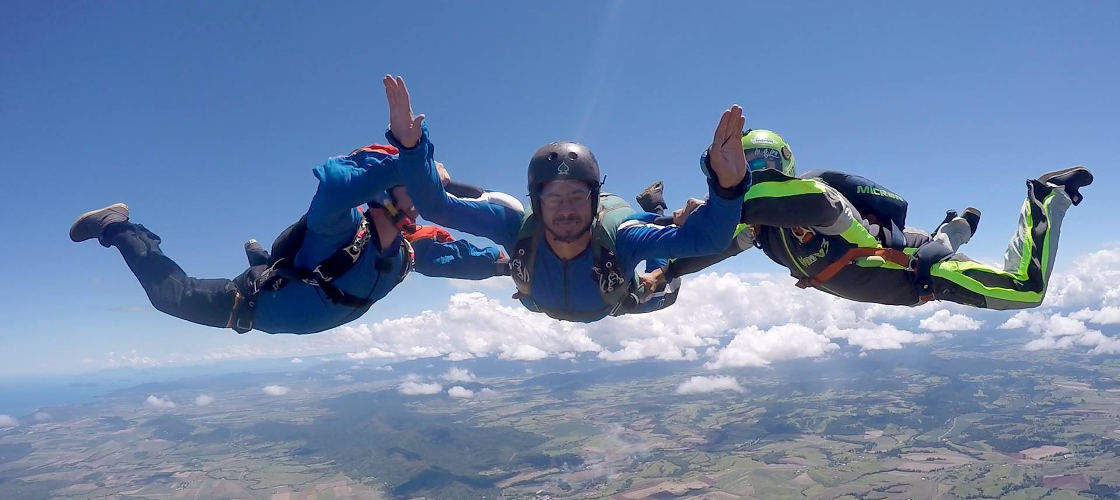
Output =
[{"x1": 741, "y1": 129, "x2": 795, "y2": 176}]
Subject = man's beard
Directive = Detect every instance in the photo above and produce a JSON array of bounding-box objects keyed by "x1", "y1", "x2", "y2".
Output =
[{"x1": 545, "y1": 215, "x2": 591, "y2": 243}]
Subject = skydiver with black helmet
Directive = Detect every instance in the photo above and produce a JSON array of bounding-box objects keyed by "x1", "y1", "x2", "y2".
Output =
[{"x1": 384, "y1": 75, "x2": 751, "y2": 322}]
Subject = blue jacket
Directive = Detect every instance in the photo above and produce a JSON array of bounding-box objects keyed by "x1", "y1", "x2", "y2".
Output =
[
  {"x1": 391, "y1": 126, "x2": 747, "y2": 322},
  {"x1": 252, "y1": 149, "x2": 503, "y2": 334}
]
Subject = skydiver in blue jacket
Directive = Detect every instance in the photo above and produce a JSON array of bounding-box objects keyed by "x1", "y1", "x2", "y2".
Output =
[
  {"x1": 381, "y1": 75, "x2": 750, "y2": 322},
  {"x1": 70, "y1": 139, "x2": 509, "y2": 335}
]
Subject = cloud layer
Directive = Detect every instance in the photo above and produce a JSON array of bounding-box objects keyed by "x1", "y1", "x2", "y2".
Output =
[
  {"x1": 329, "y1": 246, "x2": 1120, "y2": 368},
  {"x1": 76, "y1": 246, "x2": 1120, "y2": 373}
]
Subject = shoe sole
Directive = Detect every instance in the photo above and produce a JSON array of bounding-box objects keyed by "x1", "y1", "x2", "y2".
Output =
[
  {"x1": 1038, "y1": 166, "x2": 1092, "y2": 186},
  {"x1": 1038, "y1": 166, "x2": 1092, "y2": 205},
  {"x1": 69, "y1": 203, "x2": 129, "y2": 242},
  {"x1": 962, "y1": 207, "x2": 981, "y2": 234}
]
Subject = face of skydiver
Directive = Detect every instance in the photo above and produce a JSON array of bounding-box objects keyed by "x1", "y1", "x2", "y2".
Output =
[
  {"x1": 388, "y1": 185, "x2": 420, "y2": 220},
  {"x1": 744, "y1": 147, "x2": 784, "y2": 172},
  {"x1": 539, "y1": 179, "x2": 594, "y2": 244}
]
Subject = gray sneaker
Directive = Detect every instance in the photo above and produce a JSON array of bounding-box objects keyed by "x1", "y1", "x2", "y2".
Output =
[{"x1": 69, "y1": 203, "x2": 129, "y2": 243}]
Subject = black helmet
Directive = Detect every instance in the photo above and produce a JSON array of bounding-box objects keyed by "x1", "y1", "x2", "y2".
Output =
[{"x1": 527, "y1": 142, "x2": 602, "y2": 196}]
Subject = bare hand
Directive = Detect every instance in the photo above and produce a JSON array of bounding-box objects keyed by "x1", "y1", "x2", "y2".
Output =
[
  {"x1": 435, "y1": 161, "x2": 450, "y2": 186},
  {"x1": 384, "y1": 75, "x2": 425, "y2": 148},
  {"x1": 638, "y1": 268, "x2": 666, "y2": 299},
  {"x1": 672, "y1": 198, "x2": 705, "y2": 226},
  {"x1": 706, "y1": 105, "x2": 747, "y2": 189}
]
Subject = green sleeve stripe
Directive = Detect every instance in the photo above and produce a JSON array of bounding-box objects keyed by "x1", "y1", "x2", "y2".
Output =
[
  {"x1": 838, "y1": 219, "x2": 882, "y2": 248},
  {"x1": 853, "y1": 257, "x2": 907, "y2": 270},
  {"x1": 930, "y1": 260, "x2": 1043, "y2": 304},
  {"x1": 1015, "y1": 199, "x2": 1034, "y2": 278},
  {"x1": 853, "y1": 248, "x2": 917, "y2": 270},
  {"x1": 733, "y1": 222, "x2": 747, "y2": 238},
  {"x1": 1008, "y1": 190, "x2": 1057, "y2": 280},
  {"x1": 744, "y1": 178, "x2": 829, "y2": 201}
]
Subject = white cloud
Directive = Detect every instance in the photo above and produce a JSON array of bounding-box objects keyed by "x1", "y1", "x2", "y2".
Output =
[
  {"x1": 339, "y1": 293, "x2": 602, "y2": 362},
  {"x1": 1040, "y1": 245, "x2": 1120, "y2": 309},
  {"x1": 262, "y1": 385, "x2": 291, "y2": 396},
  {"x1": 919, "y1": 309, "x2": 984, "y2": 331},
  {"x1": 448, "y1": 386, "x2": 475, "y2": 398},
  {"x1": 827, "y1": 323, "x2": 932, "y2": 351},
  {"x1": 675, "y1": 376, "x2": 744, "y2": 395},
  {"x1": 32, "y1": 412, "x2": 51, "y2": 422},
  {"x1": 442, "y1": 367, "x2": 476, "y2": 383},
  {"x1": 1069, "y1": 306, "x2": 1120, "y2": 325},
  {"x1": 195, "y1": 394, "x2": 214, "y2": 406},
  {"x1": 477, "y1": 388, "x2": 498, "y2": 399},
  {"x1": 398, "y1": 381, "x2": 442, "y2": 395},
  {"x1": 334, "y1": 374, "x2": 354, "y2": 382},
  {"x1": 0, "y1": 415, "x2": 18, "y2": 428},
  {"x1": 503, "y1": 344, "x2": 549, "y2": 361},
  {"x1": 1002, "y1": 311, "x2": 1120, "y2": 355},
  {"x1": 290, "y1": 357, "x2": 303, "y2": 364},
  {"x1": 374, "y1": 365, "x2": 394, "y2": 371},
  {"x1": 707, "y1": 324, "x2": 838, "y2": 369},
  {"x1": 145, "y1": 395, "x2": 176, "y2": 409},
  {"x1": 106, "y1": 350, "x2": 159, "y2": 369},
  {"x1": 347, "y1": 347, "x2": 396, "y2": 360}
]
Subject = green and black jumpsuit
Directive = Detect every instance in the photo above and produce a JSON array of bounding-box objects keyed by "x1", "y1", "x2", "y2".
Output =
[{"x1": 665, "y1": 169, "x2": 1074, "y2": 309}]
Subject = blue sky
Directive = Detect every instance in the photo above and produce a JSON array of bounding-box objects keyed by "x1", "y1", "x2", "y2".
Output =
[{"x1": 1, "y1": 1, "x2": 1118, "y2": 378}]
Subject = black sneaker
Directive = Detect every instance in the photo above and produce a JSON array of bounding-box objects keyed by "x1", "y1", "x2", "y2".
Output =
[
  {"x1": 69, "y1": 203, "x2": 129, "y2": 243},
  {"x1": 245, "y1": 239, "x2": 270, "y2": 266},
  {"x1": 1038, "y1": 166, "x2": 1093, "y2": 206},
  {"x1": 962, "y1": 207, "x2": 981, "y2": 235},
  {"x1": 636, "y1": 181, "x2": 667, "y2": 214}
]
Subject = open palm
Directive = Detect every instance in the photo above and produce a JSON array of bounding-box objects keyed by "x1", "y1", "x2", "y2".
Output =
[
  {"x1": 384, "y1": 75, "x2": 425, "y2": 148},
  {"x1": 707, "y1": 105, "x2": 747, "y2": 189}
]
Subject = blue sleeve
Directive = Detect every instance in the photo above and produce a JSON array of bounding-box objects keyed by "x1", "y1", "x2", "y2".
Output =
[
  {"x1": 387, "y1": 126, "x2": 522, "y2": 249},
  {"x1": 617, "y1": 181, "x2": 743, "y2": 267},
  {"x1": 306, "y1": 153, "x2": 402, "y2": 236},
  {"x1": 644, "y1": 257, "x2": 669, "y2": 273},
  {"x1": 411, "y1": 238, "x2": 504, "y2": 280}
]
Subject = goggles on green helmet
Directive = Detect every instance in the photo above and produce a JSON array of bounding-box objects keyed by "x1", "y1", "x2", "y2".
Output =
[{"x1": 744, "y1": 148, "x2": 783, "y2": 171}]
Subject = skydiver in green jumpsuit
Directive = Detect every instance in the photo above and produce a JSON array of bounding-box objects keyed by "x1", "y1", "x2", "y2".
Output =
[{"x1": 644, "y1": 130, "x2": 1092, "y2": 310}]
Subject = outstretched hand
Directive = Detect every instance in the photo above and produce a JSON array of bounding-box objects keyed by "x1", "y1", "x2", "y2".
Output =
[
  {"x1": 384, "y1": 75, "x2": 425, "y2": 148},
  {"x1": 706, "y1": 105, "x2": 747, "y2": 189}
]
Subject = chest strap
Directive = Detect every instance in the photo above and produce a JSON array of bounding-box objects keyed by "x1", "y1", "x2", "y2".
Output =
[{"x1": 795, "y1": 247, "x2": 913, "y2": 289}]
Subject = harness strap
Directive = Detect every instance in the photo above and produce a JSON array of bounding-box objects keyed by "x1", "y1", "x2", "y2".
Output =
[{"x1": 795, "y1": 247, "x2": 913, "y2": 289}]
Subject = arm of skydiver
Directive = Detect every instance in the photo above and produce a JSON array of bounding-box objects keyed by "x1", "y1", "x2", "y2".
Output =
[
  {"x1": 617, "y1": 105, "x2": 751, "y2": 265},
  {"x1": 617, "y1": 155, "x2": 749, "y2": 264},
  {"x1": 305, "y1": 152, "x2": 403, "y2": 236},
  {"x1": 410, "y1": 236, "x2": 508, "y2": 280},
  {"x1": 382, "y1": 75, "x2": 523, "y2": 249},
  {"x1": 740, "y1": 168, "x2": 848, "y2": 229},
  {"x1": 663, "y1": 231, "x2": 753, "y2": 280},
  {"x1": 438, "y1": 161, "x2": 527, "y2": 213},
  {"x1": 387, "y1": 126, "x2": 523, "y2": 249},
  {"x1": 436, "y1": 161, "x2": 488, "y2": 198}
]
